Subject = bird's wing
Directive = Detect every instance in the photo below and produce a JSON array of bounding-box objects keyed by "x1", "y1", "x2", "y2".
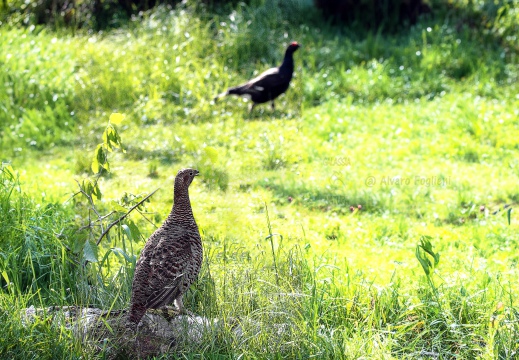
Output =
[
  {"x1": 243, "y1": 67, "x2": 286, "y2": 92},
  {"x1": 143, "y1": 231, "x2": 192, "y2": 309}
]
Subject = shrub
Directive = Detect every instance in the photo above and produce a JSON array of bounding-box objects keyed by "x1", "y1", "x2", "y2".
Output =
[
  {"x1": 0, "y1": 0, "x2": 250, "y2": 29},
  {"x1": 313, "y1": 0, "x2": 431, "y2": 31},
  {"x1": 430, "y1": 0, "x2": 519, "y2": 50}
]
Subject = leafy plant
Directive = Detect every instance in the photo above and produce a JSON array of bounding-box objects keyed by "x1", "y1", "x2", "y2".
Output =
[
  {"x1": 72, "y1": 113, "x2": 154, "y2": 266},
  {"x1": 415, "y1": 235, "x2": 440, "y2": 277}
]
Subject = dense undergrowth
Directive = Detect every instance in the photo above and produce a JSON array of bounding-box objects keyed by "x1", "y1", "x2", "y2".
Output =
[{"x1": 1, "y1": 0, "x2": 518, "y2": 358}]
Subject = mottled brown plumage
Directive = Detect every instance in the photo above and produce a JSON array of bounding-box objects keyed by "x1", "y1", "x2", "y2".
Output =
[{"x1": 127, "y1": 168, "x2": 201, "y2": 331}]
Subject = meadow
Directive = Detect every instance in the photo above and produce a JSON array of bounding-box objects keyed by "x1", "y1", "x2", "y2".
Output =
[{"x1": 1, "y1": 0, "x2": 519, "y2": 358}]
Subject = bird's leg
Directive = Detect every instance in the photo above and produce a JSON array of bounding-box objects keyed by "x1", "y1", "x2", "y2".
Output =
[
  {"x1": 271, "y1": 101, "x2": 275, "y2": 111},
  {"x1": 174, "y1": 296, "x2": 195, "y2": 317},
  {"x1": 174, "y1": 297, "x2": 184, "y2": 312}
]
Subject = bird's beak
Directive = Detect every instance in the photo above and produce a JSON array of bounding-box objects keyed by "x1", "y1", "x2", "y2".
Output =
[{"x1": 194, "y1": 170, "x2": 200, "y2": 176}]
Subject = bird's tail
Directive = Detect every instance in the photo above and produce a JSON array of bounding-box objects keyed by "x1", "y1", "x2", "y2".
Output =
[
  {"x1": 214, "y1": 84, "x2": 250, "y2": 102},
  {"x1": 213, "y1": 90, "x2": 228, "y2": 103},
  {"x1": 227, "y1": 84, "x2": 248, "y2": 96},
  {"x1": 126, "y1": 303, "x2": 146, "y2": 332}
]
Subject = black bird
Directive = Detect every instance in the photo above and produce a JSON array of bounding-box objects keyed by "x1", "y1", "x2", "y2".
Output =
[{"x1": 214, "y1": 42, "x2": 300, "y2": 113}]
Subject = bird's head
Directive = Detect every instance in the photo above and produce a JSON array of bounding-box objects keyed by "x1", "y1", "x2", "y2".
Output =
[
  {"x1": 288, "y1": 41, "x2": 300, "y2": 53},
  {"x1": 175, "y1": 168, "x2": 199, "y2": 190}
]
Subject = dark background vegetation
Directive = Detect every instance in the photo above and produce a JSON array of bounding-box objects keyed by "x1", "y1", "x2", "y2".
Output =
[{"x1": 0, "y1": 0, "x2": 517, "y2": 40}]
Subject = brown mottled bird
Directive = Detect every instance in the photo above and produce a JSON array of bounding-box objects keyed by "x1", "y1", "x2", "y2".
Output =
[
  {"x1": 127, "y1": 168, "x2": 201, "y2": 331},
  {"x1": 214, "y1": 41, "x2": 300, "y2": 113}
]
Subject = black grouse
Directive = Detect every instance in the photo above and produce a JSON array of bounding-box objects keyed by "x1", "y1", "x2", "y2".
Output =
[
  {"x1": 127, "y1": 168, "x2": 202, "y2": 331},
  {"x1": 214, "y1": 41, "x2": 300, "y2": 112}
]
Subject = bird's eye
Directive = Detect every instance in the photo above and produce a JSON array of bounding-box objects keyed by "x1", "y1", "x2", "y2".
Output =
[{"x1": 189, "y1": 172, "x2": 193, "y2": 176}]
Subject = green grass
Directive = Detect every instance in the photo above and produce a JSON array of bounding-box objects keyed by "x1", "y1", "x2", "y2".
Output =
[{"x1": 1, "y1": 0, "x2": 519, "y2": 358}]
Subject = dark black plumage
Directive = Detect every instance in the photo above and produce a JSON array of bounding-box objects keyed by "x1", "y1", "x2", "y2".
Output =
[{"x1": 214, "y1": 42, "x2": 300, "y2": 112}]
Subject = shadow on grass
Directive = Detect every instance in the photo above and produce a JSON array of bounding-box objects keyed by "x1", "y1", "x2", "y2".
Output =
[{"x1": 257, "y1": 178, "x2": 388, "y2": 215}]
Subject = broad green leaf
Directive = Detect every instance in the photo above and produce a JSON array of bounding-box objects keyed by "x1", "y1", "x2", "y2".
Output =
[
  {"x1": 92, "y1": 144, "x2": 107, "y2": 174},
  {"x1": 83, "y1": 240, "x2": 99, "y2": 263},
  {"x1": 97, "y1": 145, "x2": 107, "y2": 164},
  {"x1": 91, "y1": 159, "x2": 99, "y2": 174},
  {"x1": 102, "y1": 161, "x2": 110, "y2": 172},
  {"x1": 127, "y1": 219, "x2": 141, "y2": 241},
  {"x1": 415, "y1": 236, "x2": 440, "y2": 277},
  {"x1": 81, "y1": 179, "x2": 101, "y2": 202},
  {"x1": 109, "y1": 113, "x2": 124, "y2": 125},
  {"x1": 72, "y1": 235, "x2": 85, "y2": 253},
  {"x1": 81, "y1": 179, "x2": 91, "y2": 195},
  {"x1": 114, "y1": 131, "x2": 123, "y2": 149},
  {"x1": 92, "y1": 182, "x2": 102, "y2": 200},
  {"x1": 415, "y1": 246, "x2": 431, "y2": 276},
  {"x1": 102, "y1": 127, "x2": 112, "y2": 151},
  {"x1": 82, "y1": 179, "x2": 93, "y2": 196},
  {"x1": 103, "y1": 124, "x2": 124, "y2": 152},
  {"x1": 91, "y1": 147, "x2": 100, "y2": 174}
]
